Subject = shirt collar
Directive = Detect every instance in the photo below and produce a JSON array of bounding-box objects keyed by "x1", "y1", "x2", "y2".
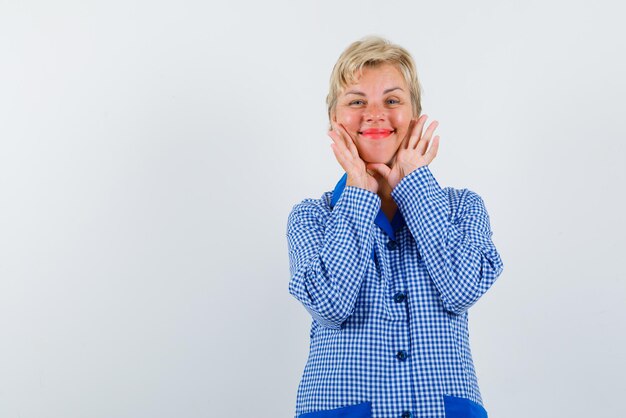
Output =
[{"x1": 330, "y1": 173, "x2": 405, "y2": 241}]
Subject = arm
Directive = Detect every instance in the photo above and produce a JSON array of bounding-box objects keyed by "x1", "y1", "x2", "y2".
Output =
[
  {"x1": 287, "y1": 187, "x2": 380, "y2": 329},
  {"x1": 391, "y1": 166, "x2": 504, "y2": 314}
]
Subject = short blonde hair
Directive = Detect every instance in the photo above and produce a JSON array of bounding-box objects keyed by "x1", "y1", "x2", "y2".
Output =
[{"x1": 326, "y1": 36, "x2": 422, "y2": 123}]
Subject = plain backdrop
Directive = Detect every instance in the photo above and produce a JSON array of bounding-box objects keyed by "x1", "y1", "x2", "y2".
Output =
[{"x1": 1, "y1": 1, "x2": 625, "y2": 417}]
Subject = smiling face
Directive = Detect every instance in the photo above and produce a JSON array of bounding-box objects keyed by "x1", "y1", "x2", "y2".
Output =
[{"x1": 332, "y1": 63, "x2": 414, "y2": 165}]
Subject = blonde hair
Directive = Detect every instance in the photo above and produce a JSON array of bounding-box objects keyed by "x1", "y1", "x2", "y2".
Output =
[{"x1": 326, "y1": 36, "x2": 422, "y2": 123}]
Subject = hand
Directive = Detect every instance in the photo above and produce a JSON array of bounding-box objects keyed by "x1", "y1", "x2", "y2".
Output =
[
  {"x1": 366, "y1": 114, "x2": 440, "y2": 190},
  {"x1": 328, "y1": 122, "x2": 380, "y2": 193}
]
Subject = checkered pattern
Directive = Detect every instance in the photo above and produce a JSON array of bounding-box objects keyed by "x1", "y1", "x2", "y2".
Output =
[{"x1": 287, "y1": 166, "x2": 504, "y2": 418}]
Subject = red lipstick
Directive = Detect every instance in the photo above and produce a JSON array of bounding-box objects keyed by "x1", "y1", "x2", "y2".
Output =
[{"x1": 360, "y1": 128, "x2": 394, "y2": 139}]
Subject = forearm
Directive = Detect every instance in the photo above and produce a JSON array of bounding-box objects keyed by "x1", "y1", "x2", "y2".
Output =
[
  {"x1": 391, "y1": 166, "x2": 504, "y2": 314},
  {"x1": 288, "y1": 186, "x2": 381, "y2": 328}
]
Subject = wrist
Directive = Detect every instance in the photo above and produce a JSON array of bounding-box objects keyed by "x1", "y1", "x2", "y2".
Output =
[{"x1": 347, "y1": 176, "x2": 376, "y2": 193}]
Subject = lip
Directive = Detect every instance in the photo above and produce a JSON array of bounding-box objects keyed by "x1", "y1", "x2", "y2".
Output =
[{"x1": 359, "y1": 128, "x2": 395, "y2": 139}]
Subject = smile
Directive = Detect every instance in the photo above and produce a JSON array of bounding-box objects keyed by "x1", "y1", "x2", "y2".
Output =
[{"x1": 359, "y1": 129, "x2": 395, "y2": 139}]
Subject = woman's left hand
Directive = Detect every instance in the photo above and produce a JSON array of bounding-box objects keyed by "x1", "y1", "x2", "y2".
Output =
[{"x1": 366, "y1": 114, "x2": 440, "y2": 190}]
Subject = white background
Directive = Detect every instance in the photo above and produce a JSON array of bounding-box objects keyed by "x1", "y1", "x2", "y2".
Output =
[{"x1": 1, "y1": 1, "x2": 625, "y2": 417}]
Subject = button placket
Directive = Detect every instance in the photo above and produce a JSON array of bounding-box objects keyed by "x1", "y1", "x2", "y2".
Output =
[
  {"x1": 395, "y1": 350, "x2": 408, "y2": 361},
  {"x1": 393, "y1": 291, "x2": 407, "y2": 303}
]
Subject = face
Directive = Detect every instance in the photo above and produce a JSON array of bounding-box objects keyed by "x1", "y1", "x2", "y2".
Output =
[{"x1": 333, "y1": 63, "x2": 414, "y2": 165}]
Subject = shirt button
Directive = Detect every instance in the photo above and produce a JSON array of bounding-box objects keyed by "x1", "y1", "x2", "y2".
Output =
[
  {"x1": 396, "y1": 350, "x2": 408, "y2": 361},
  {"x1": 401, "y1": 412, "x2": 412, "y2": 418},
  {"x1": 387, "y1": 240, "x2": 398, "y2": 250},
  {"x1": 393, "y1": 292, "x2": 407, "y2": 303}
]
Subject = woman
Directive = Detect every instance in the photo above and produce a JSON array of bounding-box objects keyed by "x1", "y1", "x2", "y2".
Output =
[{"x1": 287, "y1": 36, "x2": 504, "y2": 418}]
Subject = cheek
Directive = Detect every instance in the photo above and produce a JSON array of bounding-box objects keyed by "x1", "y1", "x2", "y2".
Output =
[
  {"x1": 335, "y1": 109, "x2": 361, "y2": 129},
  {"x1": 390, "y1": 112, "x2": 412, "y2": 134}
]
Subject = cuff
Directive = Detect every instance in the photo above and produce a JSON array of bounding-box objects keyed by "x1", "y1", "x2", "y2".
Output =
[
  {"x1": 391, "y1": 165, "x2": 442, "y2": 205},
  {"x1": 333, "y1": 186, "x2": 381, "y2": 225}
]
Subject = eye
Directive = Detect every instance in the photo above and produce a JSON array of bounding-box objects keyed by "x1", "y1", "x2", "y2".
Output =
[
  {"x1": 349, "y1": 99, "x2": 365, "y2": 106},
  {"x1": 386, "y1": 98, "x2": 400, "y2": 105}
]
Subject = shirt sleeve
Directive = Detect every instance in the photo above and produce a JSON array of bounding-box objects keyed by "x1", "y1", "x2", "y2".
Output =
[
  {"x1": 390, "y1": 165, "x2": 504, "y2": 315},
  {"x1": 287, "y1": 186, "x2": 381, "y2": 329}
]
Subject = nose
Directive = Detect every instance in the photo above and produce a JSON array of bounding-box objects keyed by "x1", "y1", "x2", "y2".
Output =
[{"x1": 364, "y1": 104, "x2": 386, "y2": 122}]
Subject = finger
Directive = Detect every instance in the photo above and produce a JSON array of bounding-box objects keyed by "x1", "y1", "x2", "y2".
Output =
[
  {"x1": 329, "y1": 143, "x2": 346, "y2": 171},
  {"x1": 416, "y1": 120, "x2": 439, "y2": 154},
  {"x1": 330, "y1": 122, "x2": 349, "y2": 150},
  {"x1": 328, "y1": 129, "x2": 349, "y2": 155},
  {"x1": 408, "y1": 114, "x2": 429, "y2": 149},
  {"x1": 367, "y1": 163, "x2": 391, "y2": 179},
  {"x1": 330, "y1": 142, "x2": 353, "y2": 172},
  {"x1": 330, "y1": 132, "x2": 367, "y2": 179},
  {"x1": 330, "y1": 122, "x2": 352, "y2": 157},
  {"x1": 401, "y1": 119, "x2": 417, "y2": 150},
  {"x1": 337, "y1": 123, "x2": 360, "y2": 158},
  {"x1": 328, "y1": 130, "x2": 355, "y2": 167},
  {"x1": 389, "y1": 151, "x2": 398, "y2": 167},
  {"x1": 425, "y1": 135, "x2": 440, "y2": 162}
]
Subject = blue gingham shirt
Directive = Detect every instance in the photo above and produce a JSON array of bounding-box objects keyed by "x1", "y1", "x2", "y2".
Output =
[{"x1": 287, "y1": 166, "x2": 504, "y2": 418}]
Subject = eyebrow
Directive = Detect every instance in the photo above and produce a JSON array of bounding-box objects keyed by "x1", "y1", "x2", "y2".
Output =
[{"x1": 345, "y1": 87, "x2": 404, "y2": 96}]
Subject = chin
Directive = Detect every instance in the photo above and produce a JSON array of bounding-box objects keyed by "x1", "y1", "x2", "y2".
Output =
[
  {"x1": 357, "y1": 142, "x2": 400, "y2": 166},
  {"x1": 362, "y1": 155, "x2": 393, "y2": 165}
]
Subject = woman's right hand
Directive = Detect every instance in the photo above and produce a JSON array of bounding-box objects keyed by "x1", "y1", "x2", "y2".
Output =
[{"x1": 328, "y1": 123, "x2": 379, "y2": 194}]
